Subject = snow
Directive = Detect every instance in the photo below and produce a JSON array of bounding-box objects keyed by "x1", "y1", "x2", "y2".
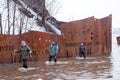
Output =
[
  {"x1": 20, "y1": 0, "x2": 61, "y2": 35},
  {"x1": 0, "y1": 0, "x2": 61, "y2": 35},
  {"x1": 37, "y1": 79, "x2": 43, "y2": 80},
  {"x1": 45, "y1": 61, "x2": 69, "y2": 65},
  {"x1": 112, "y1": 27, "x2": 120, "y2": 35},
  {"x1": 17, "y1": 0, "x2": 61, "y2": 35},
  {"x1": 18, "y1": 67, "x2": 39, "y2": 72}
]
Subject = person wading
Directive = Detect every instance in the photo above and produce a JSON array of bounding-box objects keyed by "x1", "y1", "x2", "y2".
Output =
[
  {"x1": 49, "y1": 40, "x2": 59, "y2": 63},
  {"x1": 79, "y1": 43, "x2": 86, "y2": 59},
  {"x1": 16, "y1": 41, "x2": 32, "y2": 68}
]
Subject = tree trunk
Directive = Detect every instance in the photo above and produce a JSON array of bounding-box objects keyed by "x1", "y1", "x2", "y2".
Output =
[
  {"x1": 12, "y1": 3, "x2": 16, "y2": 35},
  {"x1": 24, "y1": 17, "x2": 28, "y2": 32},
  {"x1": 7, "y1": 0, "x2": 10, "y2": 34},
  {"x1": 42, "y1": 0, "x2": 47, "y2": 30},
  {"x1": 0, "y1": 14, "x2": 3, "y2": 34},
  {"x1": 19, "y1": 15, "x2": 25, "y2": 34}
]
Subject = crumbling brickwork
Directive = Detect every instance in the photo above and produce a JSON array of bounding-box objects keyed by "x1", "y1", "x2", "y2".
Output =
[
  {"x1": 0, "y1": 15, "x2": 112, "y2": 64},
  {"x1": 60, "y1": 14, "x2": 112, "y2": 57},
  {"x1": 0, "y1": 31, "x2": 65, "y2": 64}
]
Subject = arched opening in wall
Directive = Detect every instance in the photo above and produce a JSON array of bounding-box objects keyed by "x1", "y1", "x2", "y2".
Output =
[
  {"x1": 91, "y1": 36, "x2": 93, "y2": 40},
  {"x1": 66, "y1": 50, "x2": 69, "y2": 57},
  {"x1": 81, "y1": 31, "x2": 85, "y2": 37},
  {"x1": 69, "y1": 32, "x2": 72, "y2": 38},
  {"x1": 89, "y1": 43, "x2": 92, "y2": 56},
  {"x1": 83, "y1": 31, "x2": 86, "y2": 35},
  {"x1": 75, "y1": 48, "x2": 78, "y2": 56},
  {"x1": 91, "y1": 32, "x2": 93, "y2": 35},
  {"x1": 0, "y1": 47, "x2": 1, "y2": 51}
]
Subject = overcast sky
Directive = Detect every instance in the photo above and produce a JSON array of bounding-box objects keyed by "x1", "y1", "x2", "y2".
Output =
[{"x1": 54, "y1": 0, "x2": 120, "y2": 28}]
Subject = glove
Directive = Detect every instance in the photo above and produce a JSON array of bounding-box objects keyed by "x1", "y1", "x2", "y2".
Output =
[
  {"x1": 14, "y1": 50, "x2": 19, "y2": 53},
  {"x1": 29, "y1": 51, "x2": 32, "y2": 54}
]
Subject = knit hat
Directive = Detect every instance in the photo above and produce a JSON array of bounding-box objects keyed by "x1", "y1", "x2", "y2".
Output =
[{"x1": 21, "y1": 41, "x2": 26, "y2": 46}]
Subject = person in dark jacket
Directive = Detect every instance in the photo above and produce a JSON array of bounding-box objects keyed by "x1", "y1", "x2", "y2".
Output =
[
  {"x1": 79, "y1": 43, "x2": 86, "y2": 59},
  {"x1": 16, "y1": 41, "x2": 32, "y2": 68},
  {"x1": 49, "y1": 40, "x2": 59, "y2": 62}
]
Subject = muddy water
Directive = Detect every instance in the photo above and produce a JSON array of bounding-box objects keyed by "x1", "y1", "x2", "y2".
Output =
[
  {"x1": 0, "y1": 36, "x2": 120, "y2": 80},
  {"x1": 0, "y1": 57, "x2": 112, "y2": 80}
]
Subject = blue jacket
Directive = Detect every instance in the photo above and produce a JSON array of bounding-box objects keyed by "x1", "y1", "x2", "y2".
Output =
[{"x1": 50, "y1": 43, "x2": 59, "y2": 56}]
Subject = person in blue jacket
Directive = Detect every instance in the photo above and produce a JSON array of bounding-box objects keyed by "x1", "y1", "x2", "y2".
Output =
[
  {"x1": 79, "y1": 43, "x2": 86, "y2": 59},
  {"x1": 49, "y1": 40, "x2": 59, "y2": 62}
]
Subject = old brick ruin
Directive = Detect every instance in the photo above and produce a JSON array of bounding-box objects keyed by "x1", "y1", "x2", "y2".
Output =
[
  {"x1": 61, "y1": 14, "x2": 112, "y2": 57},
  {"x1": 0, "y1": 15, "x2": 112, "y2": 64}
]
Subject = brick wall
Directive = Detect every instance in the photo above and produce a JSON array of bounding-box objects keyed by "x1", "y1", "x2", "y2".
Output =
[
  {"x1": 0, "y1": 14, "x2": 112, "y2": 64},
  {"x1": 60, "y1": 15, "x2": 112, "y2": 56},
  {"x1": 0, "y1": 31, "x2": 65, "y2": 64}
]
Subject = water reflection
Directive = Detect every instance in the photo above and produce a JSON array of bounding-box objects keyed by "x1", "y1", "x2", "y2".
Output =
[
  {"x1": 0, "y1": 55, "x2": 114, "y2": 80},
  {"x1": 111, "y1": 35, "x2": 120, "y2": 79}
]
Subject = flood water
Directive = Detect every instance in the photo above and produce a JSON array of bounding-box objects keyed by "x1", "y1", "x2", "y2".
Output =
[{"x1": 0, "y1": 35, "x2": 120, "y2": 80}]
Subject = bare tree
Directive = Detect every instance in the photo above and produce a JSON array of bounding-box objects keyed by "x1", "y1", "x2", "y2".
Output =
[
  {"x1": 7, "y1": 0, "x2": 10, "y2": 34},
  {"x1": 1, "y1": 0, "x2": 61, "y2": 34},
  {"x1": 19, "y1": 14, "x2": 25, "y2": 34},
  {"x1": 42, "y1": 0, "x2": 45, "y2": 26},
  {"x1": 12, "y1": 2, "x2": 16, "y2": 35},
  {"x1": 24, "y1": 17, "x2": 28, "y2": 32},
  {"x1": 46, "y1": 0, "x2": 62, "y2": 17},
  {"x1": 0, "y1": 14, "x2": 3, "y2": 34}
]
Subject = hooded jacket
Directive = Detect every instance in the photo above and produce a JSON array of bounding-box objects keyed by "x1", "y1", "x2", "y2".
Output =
[
  {"x1": 19, "y1": 45, "x2": 32, "y2": 59},
  {"x1": 50, "y1": 43, "x2": 59, "y2": 56}
]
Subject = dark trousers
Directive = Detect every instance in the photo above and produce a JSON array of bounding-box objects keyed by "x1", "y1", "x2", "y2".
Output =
[
  {"x1": 79, "y1": 52, "x2": 86, "y2": 58},
  {"x1": 22, "y1": 59, "x2": 28, "y2": 68},
  {"x1": 49, "y1": 55, "x2": 57, "y2": 62}
]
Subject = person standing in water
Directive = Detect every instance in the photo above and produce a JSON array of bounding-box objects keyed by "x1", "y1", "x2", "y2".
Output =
[
  {"x1": 49, "y1": 40, "x2": 59, "y2": 62},
  {"x1": 79, "y1": 43, "x2": 86, "y2": 59},
  {"x1": 16, "y1": 41, "x2": 32, "y2": 68}
]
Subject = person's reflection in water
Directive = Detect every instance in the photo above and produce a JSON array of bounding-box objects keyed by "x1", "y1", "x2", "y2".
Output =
[
  {"x1": 50, "y1": 64, "x2": 58, "y2": 79},
  {"x1": 80, "y1": 59, "x2": 86, "y2": 71}
]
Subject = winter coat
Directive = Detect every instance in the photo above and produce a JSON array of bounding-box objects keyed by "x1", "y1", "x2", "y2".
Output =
[
  {"x1": 79, "y1": 45, "x2": 86, "y2": 53},
  {"x1": 18, "y1": 45, "x2": 32, "y2": 59},
  {"x1": 50, "y1": 43, "x2": 59, "y2": 56}
]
